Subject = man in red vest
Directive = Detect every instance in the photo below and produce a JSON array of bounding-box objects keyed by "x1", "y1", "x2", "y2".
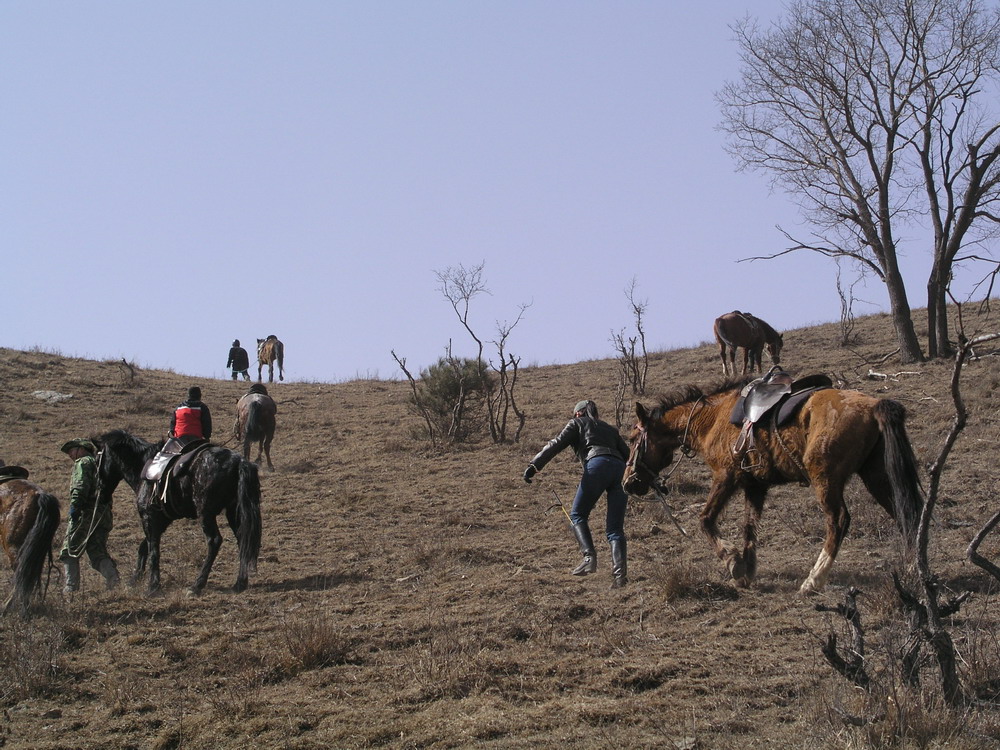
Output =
[{"x1": 170, "y1": 386, "x2": 213, "y2": 441}]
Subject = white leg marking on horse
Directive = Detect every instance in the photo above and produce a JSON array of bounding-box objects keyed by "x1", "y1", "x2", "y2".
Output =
[{"x1": 799, "y1": 549, "x2": 834, "y2": 595}]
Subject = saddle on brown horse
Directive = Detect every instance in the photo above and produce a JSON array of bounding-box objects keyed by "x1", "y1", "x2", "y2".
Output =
[
  {"x1": 730, "y1": 367, "x2": 833, "y2": 462},
  {"x1": 0, "y1": 464, "x2": 30, "y2": 483}
]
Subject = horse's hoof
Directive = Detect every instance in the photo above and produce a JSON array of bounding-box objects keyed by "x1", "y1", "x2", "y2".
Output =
[
  {"x1": 734, "y1": 576, "x2": 753, "y2": 588},
  {"x1": 798, "y1": 580, "x2": 821, "y2": 596},
  {"x1": 232, "y1": 581, "x2": 248, "y2": 593},
  {"x1": 727, "y1": 554, "x2": 748, "y2": 582},
  {"x1": 186, "y1": 587, "x2": 203, "y2": 598}
]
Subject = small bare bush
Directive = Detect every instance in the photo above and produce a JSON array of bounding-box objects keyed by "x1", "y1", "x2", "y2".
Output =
[
  {"x1": 0, "y1": 616, "x2": 65, "y2": 704},
  {"x1": 281, "y1": 610, "x2": 354, "y2": 671}
]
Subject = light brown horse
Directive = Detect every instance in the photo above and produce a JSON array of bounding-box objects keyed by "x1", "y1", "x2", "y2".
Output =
[
  {"x1": 622, "y1": 379, "x2": 922, "y2": 595},
  {"x1": 1, "y1": 465, "x2": 60, "y2": 615},
  {"x1": 713, "y1": 311, "x2": 783, "y2": 376},
  {"x1": 257, "y1": 335, "x2": 284, "y2": 383},
  {"x1": 234, "y1": 384, "x2": 277, "y2": 471}
]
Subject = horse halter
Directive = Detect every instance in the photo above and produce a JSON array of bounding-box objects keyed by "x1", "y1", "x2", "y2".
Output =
[{"x1": 625, "y1": 398, "x2": 703, "y2": 487}]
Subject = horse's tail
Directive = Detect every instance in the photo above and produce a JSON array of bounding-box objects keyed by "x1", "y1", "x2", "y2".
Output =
[
  {"x1": 236, "y1": 459, "x2": 262, "y2": 576},
  {"x1": 3, "y1": 492, "x2": 60, "y2": 616},
  {"x1": 244, "y1": 399, "x2": 263, "y2": 442},
  {"x1": 276, "y1": 341, "x2": 284, "y2": 380},
  {"x1": 874, "y1": 399, "x2": 924, "y2": 548}
]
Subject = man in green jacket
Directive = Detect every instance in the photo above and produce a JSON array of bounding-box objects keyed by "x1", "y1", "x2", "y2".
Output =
[{"x1": 59, "y1": 438, "x2": 120, "y2": 592}]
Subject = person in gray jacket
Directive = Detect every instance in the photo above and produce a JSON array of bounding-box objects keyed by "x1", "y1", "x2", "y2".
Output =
[{"x1": 523, "y1": 399, "x2": 631, "y2": 588}]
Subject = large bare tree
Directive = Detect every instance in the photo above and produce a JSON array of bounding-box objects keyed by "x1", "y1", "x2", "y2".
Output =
[{"x1": 719, "y1": 0, "x2": 1000, "y2": 362}]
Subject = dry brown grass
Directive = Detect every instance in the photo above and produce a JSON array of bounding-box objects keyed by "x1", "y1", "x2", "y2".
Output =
[{"x1": 3, "y1": 305, "x2": 1000, "y2": 748}]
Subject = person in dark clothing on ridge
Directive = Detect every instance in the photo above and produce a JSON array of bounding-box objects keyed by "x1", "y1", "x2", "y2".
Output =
[
  {"x1": 170, "y1": 386, "x2": 213, "y2": 442},
  {"x1": 523, "y1": 399, "x2": 631, "y2": 588},
  {"x1": 227, "y1": 340, "x2": 251, "y2": 381}
]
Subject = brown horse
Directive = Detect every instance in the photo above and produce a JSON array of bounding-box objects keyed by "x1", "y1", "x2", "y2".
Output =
[
  {"x1": 1, "y1": 465, "x2": 60, "y2": 615},
  {"x1": 713, "y1": 311, "x2": 783, "y2": 376},
  {"x1": 234, "y1": 384, "x2": 277, "y2": 470},
  {"x1": 622, "y1": 379, "x2": 922, "y2": 595},
  {"x1": 257, "y1": 335, "x2": 284, "y2": 383}
]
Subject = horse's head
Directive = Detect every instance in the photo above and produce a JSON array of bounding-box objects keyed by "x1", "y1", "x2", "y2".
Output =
[
  {"x1": 94, "y1": 429, "x2": 159, "y2": 500},
  {"x1": 766, "y1": 332, "x2": 784, "y2": 366},
  {"x1": 622, "y1": 401, "x2": 684, "y2": 496}
]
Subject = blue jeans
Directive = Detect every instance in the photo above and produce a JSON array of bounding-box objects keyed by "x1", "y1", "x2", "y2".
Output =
[{"x1": 569, "y1": 455, "x2": 628, "y2": 543}]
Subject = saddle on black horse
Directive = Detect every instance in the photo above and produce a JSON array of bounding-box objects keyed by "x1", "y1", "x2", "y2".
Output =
[
  {"x1": 142, "y1": 436, "x2": 211, "y2": 505},
  {"x1": 730, "y1": 366, "x2": 833, "y2": 463}
]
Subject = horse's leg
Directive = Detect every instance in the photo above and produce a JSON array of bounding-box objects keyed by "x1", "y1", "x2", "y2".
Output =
[
  {"x1": 740, "y1": 346, "x2": 750, "y2": 375},
  {"x1": 268, "y1": 362, "x2": 274, "y2": 383},
  {"x1": 257, "y1": 361, "x2": 263, "y2": 382},
  {"x1": 132, "y1": 538, "x2": 149, "y2": 587},
  {"x1": 799, "y1": 479, "x2": 851, "y2": 595},
  {"x1": 699, "y1": 477, "x2": 743, "y2": 579},
  {"x1": 262, "y1": 434, "x2": 273, "y2": 471},
  {"x1": 718, "y1": 341, "x2": 729, "y2": 376},
  {"x1": 224, "y1": 505, "x2": 250, "y2": 592},
  {"x1": 191, "y1": 514, "x2": 223, "y2": 594},
  {"x1": 147, "y1": 520, "x2": 167, "y2": 594},
  {"x1": 735, "y1": 484, "x2": 767, "y2": 587}
]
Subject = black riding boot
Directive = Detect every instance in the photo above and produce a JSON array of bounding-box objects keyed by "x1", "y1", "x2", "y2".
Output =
[
  {"x1": 571, "y1": 521, "x2": 597, "y2": 576},
  {"x1": 610, "y1": 539, "x2": 628, "y2": 589}
]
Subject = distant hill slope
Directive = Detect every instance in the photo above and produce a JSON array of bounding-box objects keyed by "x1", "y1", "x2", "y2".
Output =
[{"x1": 2, "y1": 304, "x2": 1000, "y2": 748}]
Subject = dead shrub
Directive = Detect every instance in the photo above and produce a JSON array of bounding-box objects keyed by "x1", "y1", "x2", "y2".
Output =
[
  {"x1": 281, "y1": 609, "x2": 354, "y2": 671},
  {"x1": 0, "y1": 616, "x2": 65, "y2": 704}
]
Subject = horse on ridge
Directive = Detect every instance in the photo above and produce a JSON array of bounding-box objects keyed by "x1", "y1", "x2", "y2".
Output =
[
  {"x1": 713, "y1": 311, "x2": 783, "y2": 376},
  {"x1": 257, "y1": 335, "x2": 284, "y2": 383}
]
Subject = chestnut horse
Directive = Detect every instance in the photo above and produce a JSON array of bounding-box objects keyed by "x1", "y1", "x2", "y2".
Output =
[
  {"x1": 1, "y1": 465, "x2": 60, "y2": 615},
  {"x1": 713, "y1": 311, "x2": 783, "y2": 376},
  {"x1": 622, "y1": 379, "x2": 922, "y2": 595},
  {"x1": 257, "y1": 335, "x2": 284, "y2": 383},
  {"x1": 234, "y1": 384, "x2": 277, "y2": 470}
]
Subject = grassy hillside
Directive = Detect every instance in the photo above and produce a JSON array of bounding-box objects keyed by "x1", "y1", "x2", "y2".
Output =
[{"x1": 3, "y1": 305, "x2": 1000, "y2": 749}]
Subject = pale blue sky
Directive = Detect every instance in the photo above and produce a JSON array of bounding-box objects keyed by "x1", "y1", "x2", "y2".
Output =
[{"x1": 1, "y1": 1, "x2": 934, "y2": 382}]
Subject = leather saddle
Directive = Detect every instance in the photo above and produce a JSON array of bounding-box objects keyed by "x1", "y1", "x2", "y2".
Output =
[
  {"x1": 730, "y1": 366, "x2": 833, "y2": 462},
  {"x1": 142, "y1": 436, "x2": 210, "y2": 487},
  {"x1": 0, "y1": 464, "x2": 30, "y2": 483}
]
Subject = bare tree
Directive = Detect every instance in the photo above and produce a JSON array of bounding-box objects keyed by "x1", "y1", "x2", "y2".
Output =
[
  {"x1": 611, "y1": 278, "x2": 650, "y2": 428},
  {"x1": 435, "y1": 262, "x2": 528, "y2": 444},
  {"x1": 719, "y1": 0, "x2": 1000, "y2": 363}
]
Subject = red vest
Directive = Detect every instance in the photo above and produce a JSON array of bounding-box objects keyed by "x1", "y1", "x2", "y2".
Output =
[{"x1": 174, "y1": 406, "x2": 204, "y2": 438}]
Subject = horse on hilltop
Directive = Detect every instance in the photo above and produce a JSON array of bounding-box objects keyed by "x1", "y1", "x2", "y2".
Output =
[
  {"x1": 234, "y1": 384, "x2": 277, "y2": 471},
  {"x1": 622, "y1": 378, "x2": 923, "y2": 595},
  {"x1": 713, "y1": 311, "x2": 783, "y2": 376},
  {"x1": 1, "y1": 463, "x2": 60, "y2": 615},
  {"x1": 95, "y1": 429, "x2": 262, "y2": 595},
  {"x1": 257, "y1": 335, "x2": 284, "y2": 383}
]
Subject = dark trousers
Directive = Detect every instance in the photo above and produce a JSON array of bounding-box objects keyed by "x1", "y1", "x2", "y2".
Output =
[{"x1": 569, "y1": 456, "x2": 627, "y2": 542}]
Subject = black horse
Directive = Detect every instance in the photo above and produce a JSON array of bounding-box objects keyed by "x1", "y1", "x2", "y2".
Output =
[{"x1": 95, "y1": 430, "x2": 262, "y2": 594}]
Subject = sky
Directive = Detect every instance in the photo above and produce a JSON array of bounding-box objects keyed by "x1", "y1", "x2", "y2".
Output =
[{"x1": 0, "y1": 1, "x2": 958, "y2": 383}]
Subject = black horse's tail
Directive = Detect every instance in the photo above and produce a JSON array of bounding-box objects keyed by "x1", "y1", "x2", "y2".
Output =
[
  {"x1": 875, "y1": 399, "x2": 924, "y2": 548},
  {"x1": 236, "y1": 459, "x2": 262, "y2": 576},
  {"x1": 276, "y1": 341, "x2": 284, "y2": 380},
  {"x1": 3, "y1": 492, "x2": 60, "y2": 616}
]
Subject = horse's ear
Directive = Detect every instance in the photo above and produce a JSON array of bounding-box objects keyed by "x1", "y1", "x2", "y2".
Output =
[{"x1": 634, "y1": 402, "x2": 648, "y2": 424}]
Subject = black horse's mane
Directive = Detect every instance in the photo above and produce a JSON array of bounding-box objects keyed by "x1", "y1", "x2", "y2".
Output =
[
  {"x1": 651, "y1": 376, "x2": 755, "y2": 419},
  {"x1": 96, "y1": 429, "x2": 162, "y2": 457}
]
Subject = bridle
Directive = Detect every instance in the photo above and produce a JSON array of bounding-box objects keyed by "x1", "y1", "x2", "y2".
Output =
[{"x1": 625, "y1": 397, "x2": 704, "y2": 488}]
